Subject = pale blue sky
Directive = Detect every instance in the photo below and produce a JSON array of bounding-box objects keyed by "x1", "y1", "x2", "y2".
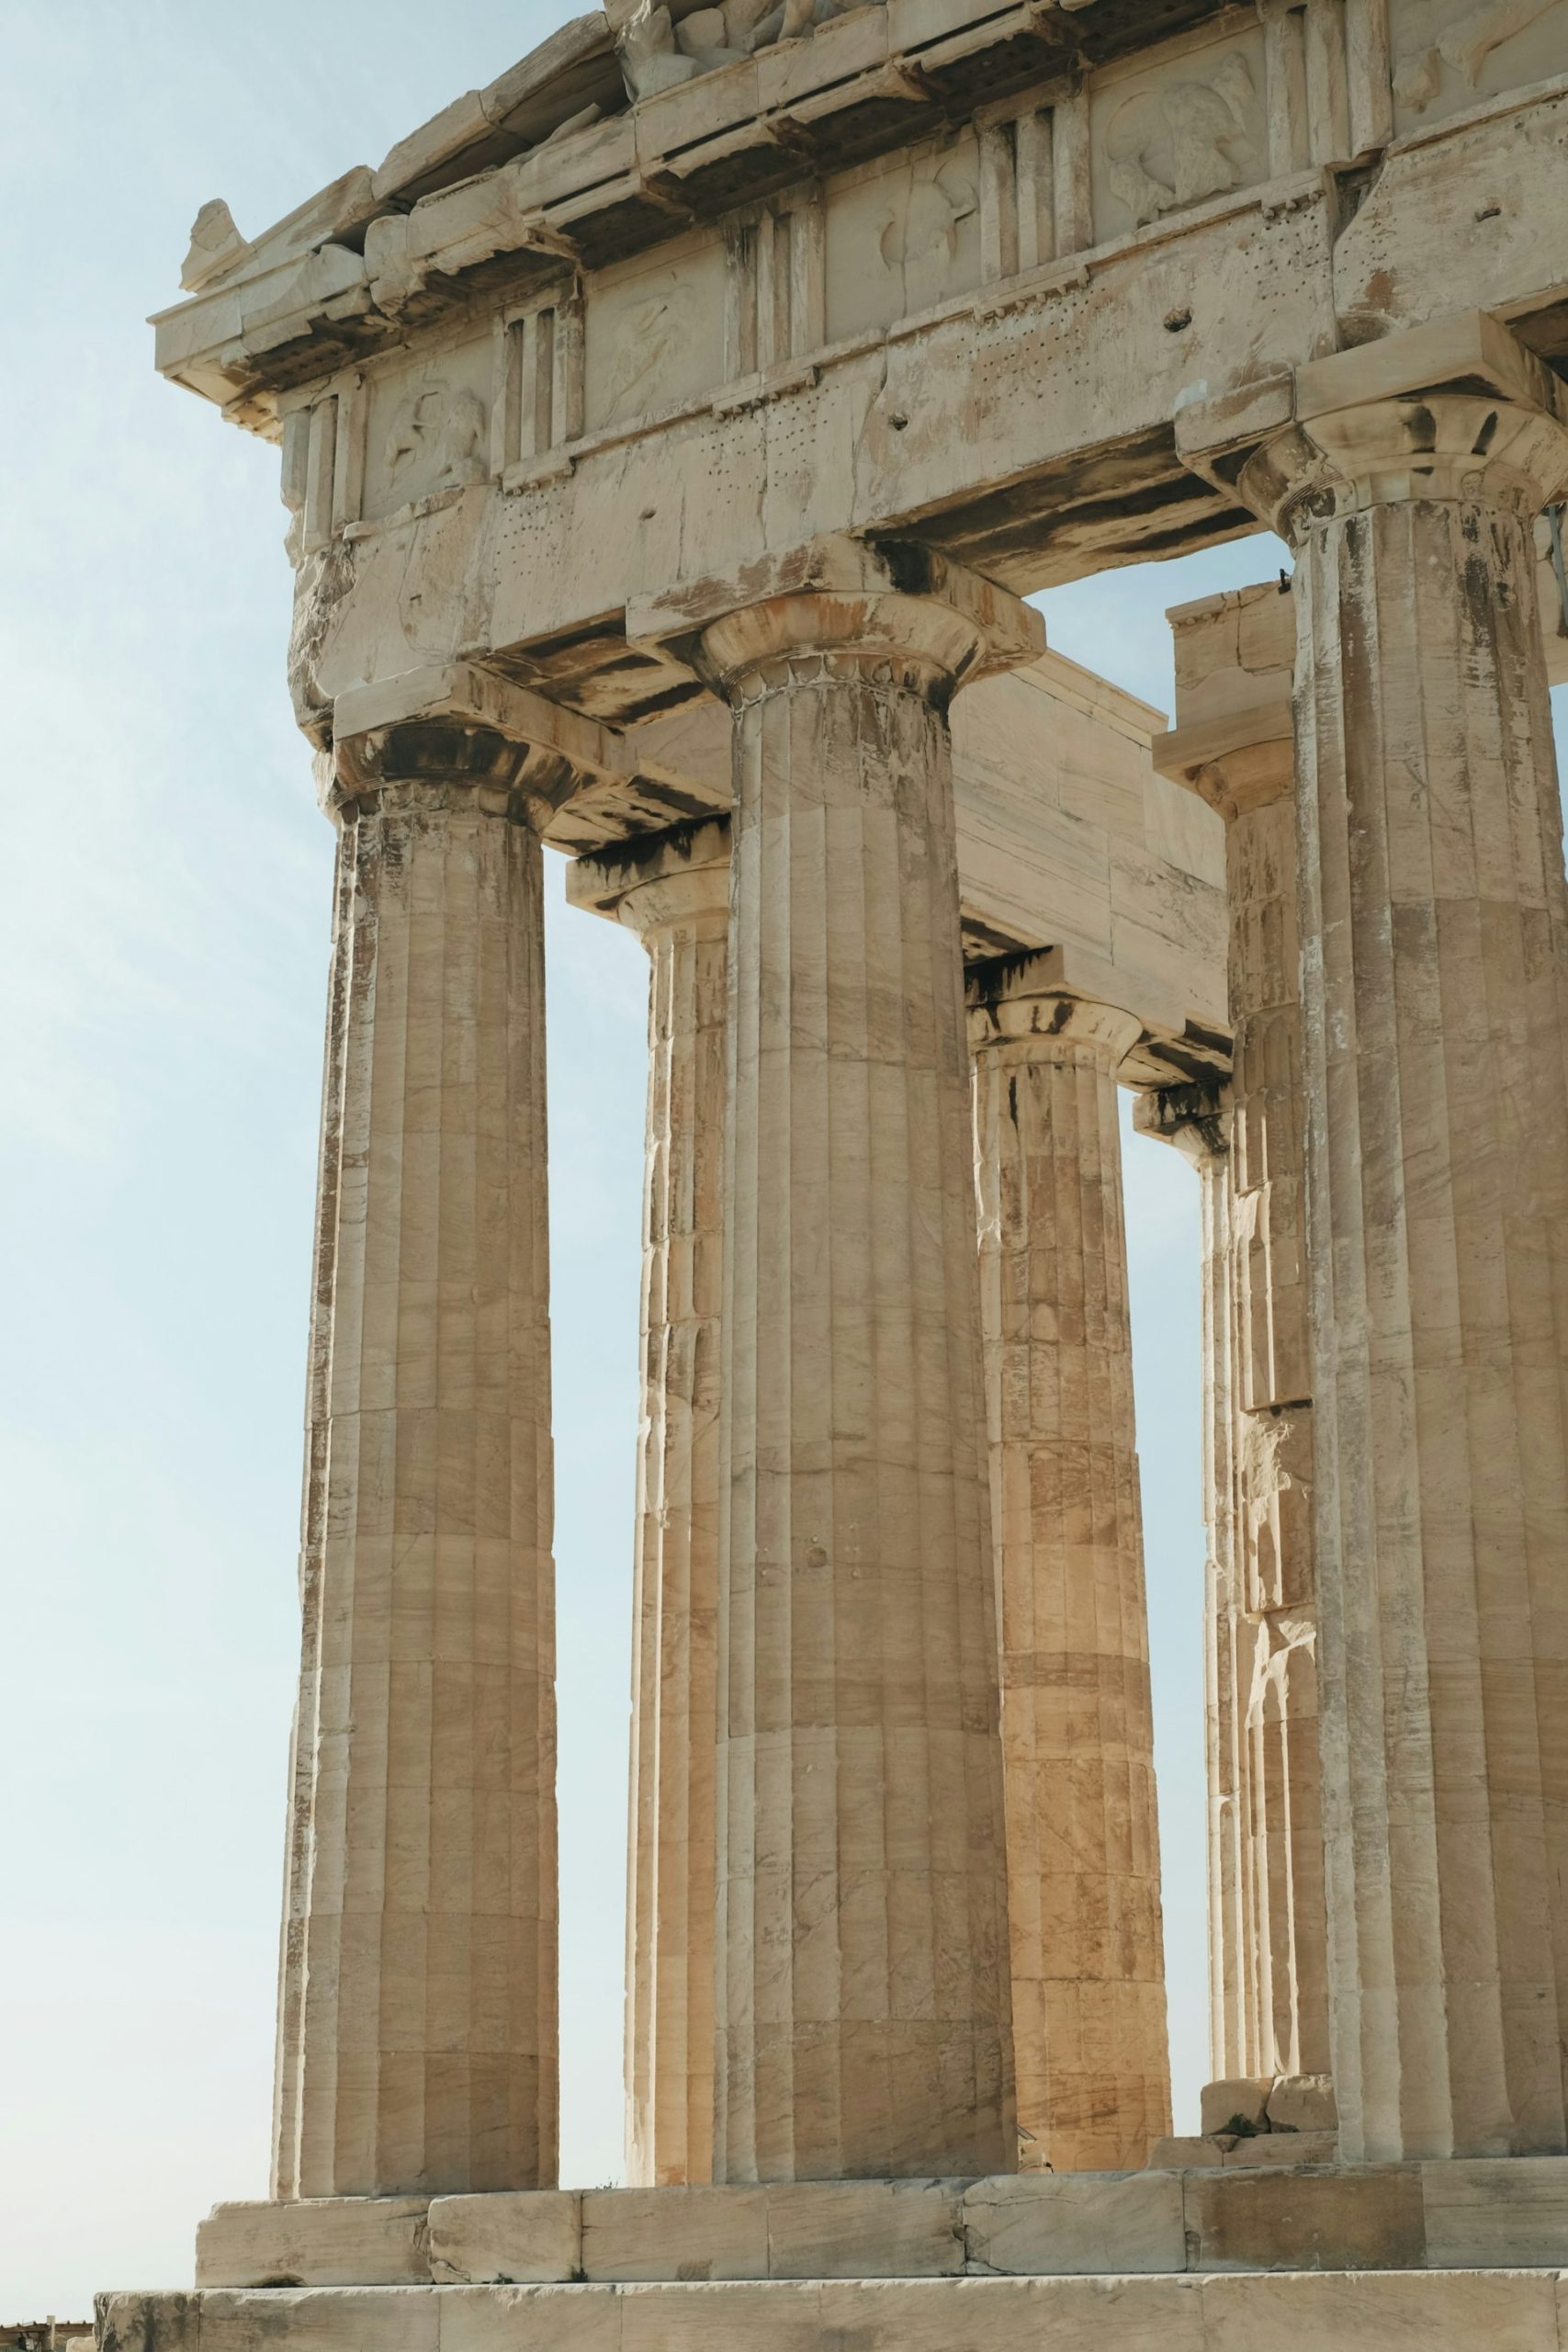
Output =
[{"x1": 4, "y1": 3, "x2": 1564, "y2": 2322}]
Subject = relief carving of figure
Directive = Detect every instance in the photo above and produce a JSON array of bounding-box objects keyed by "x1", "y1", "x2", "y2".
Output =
[
  {"x1": 1103, "y1": 52, "x2": 1258, "y2": 230},
  {"x1": 878, "y1": 157, "x2": 979, "y2": 315},
  {"x1": 1393, "y1": 0, "x2": 1561, "y2": 112},
  {"x1": 616, "y1": 0, "x2": 881, "y2": 101},
  {"x1": 383, "y1": 383, "x2": 489, "y2": 503},
  {"x1": 597, "y1": 285, "x2": 698, "y2": 422}
]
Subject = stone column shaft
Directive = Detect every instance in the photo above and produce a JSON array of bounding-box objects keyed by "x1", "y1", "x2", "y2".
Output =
[
  {"x1": 1228, "y1": 753, "x2": 1326, "y2": 2085},
  {"x1": 700, "y1": 569, "x2": 1025, "y2": 2182},
  {"x1": 1159, "y1": 583, "x2": 1330, "y2": 2090},
  {"x1": 272, "y1": 716, "x2": 563, "y2": 2199},
  {"x1": 570, "y1": 823, "x2": 731, "y2": 2188},
  {"x1": 1133, "y1": 1086, "x2": 1254, "y2": 2084},
  {"x1": 972, "y1": 975, "x2": 1171, "y2": 2171},
  {"x1": 1241, "y1": 361, "x2": 1568, "y2": 2160}
]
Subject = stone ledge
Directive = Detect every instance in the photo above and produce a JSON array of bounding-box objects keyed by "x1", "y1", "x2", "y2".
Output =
[
  {"x1": 193, "y1": 2159, "x2": 1568, "y2": 2289},
  {"x1": 100, "y1": 2269, "x2": 1568, "y2": 2352}
]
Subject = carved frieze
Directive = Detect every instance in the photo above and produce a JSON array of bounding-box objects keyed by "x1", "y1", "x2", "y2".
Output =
[
  {"x1": 359, "y1": 336, "x2": 493, "y2": 524},
  {"x1": 824, "y1": 133, "x2": 982, "y2": 342},
  {"x1": 615, "y1": 0, "x2": 886, "y2": 103},
  {"x1": 1091, "y1": 27, "x2": 1268, "y2": 240},
  {"x1": 583, "y1": 238, "x2": 728, "y2": 429},
  {"x1": 1390, "y1": 0, "x2": 1568, "y2": 129}
]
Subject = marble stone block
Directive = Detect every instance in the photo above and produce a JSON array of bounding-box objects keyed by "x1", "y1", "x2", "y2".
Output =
[
  {"x1": 962, "y1": 2172, "x2": 1185, "y2": 2274},
  {"x1": 426, "y1": 2191, "x2": 582, "y2": 2285},
  {"x1": 1183, "y1": 2165, "x2": 1426, "y2": 2272},
  {"x1": 579, "y1": 2187, "x2": 770, "y2": 2282},
  {"x1": 196, "y1": 2198, "x2": 432, "y2": 2288}
]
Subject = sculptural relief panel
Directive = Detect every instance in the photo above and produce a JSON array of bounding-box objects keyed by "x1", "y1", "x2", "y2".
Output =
[
  {"x1": 1389, "y1": 0, "x2": 1568, "y2": 129},
  {"x1": 583, "y1": 236, "x2": 728, "y2": 434},
  {"x1": 359, "y1": 334, "x2": 493, "y2": 525},
  {"x1": 1089, "y1": 24, "x2": 1269, "y2": 242},
  {"x1": 822, "y1": 131, "x2": 983, "y2": 344}
]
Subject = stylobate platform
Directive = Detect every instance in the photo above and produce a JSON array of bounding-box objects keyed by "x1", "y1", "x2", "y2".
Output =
[
  {"x1": 96, "y1": 2163, "x2": 1568, "y2": 2348},
  {"x1": 97, "y1": 2269, "x2": 1568, "y2": 2352}
]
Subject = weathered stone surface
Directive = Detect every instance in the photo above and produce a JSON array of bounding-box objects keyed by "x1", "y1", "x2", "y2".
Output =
[
  {"x1": 427, "y1": 2192, "x2": 581, "y2": 2285},
  {"x1": 1157, "y1": 584, "x2": 1328, "y2": 2100},
  {"x1": 1183, "y1": 2165, "x2": 1426, "y2": 2272},
  {"x1": 1201, "y1": 2078, "x2": 1273, "y2": 2138},
  {"x1": 1222, "y1": 2132, "x2": 1337, "y2": 2167},
  {"x1": 765, "y1": 2182, "x2": 964, "y2": 2280},
  {"x1": 269, "y1": 709, "x2": 567, "y2": 2200},
  {"x1": 138, "y1": 0, "x2": 1568, "y2": 2298},
  {"x1": 963, "y1": 2172, "x2": 1185, "y2": 2274},
  {"x1": 1268, "y1": 2077, "x2": 1337, "y2": 2135},
  {"x1": 1201, "y1": 2267, "x2": 1561, "y2": 2352},
  {"x1": 101, "y1": 2273, "x2": 1568, "y2": 2352},
  {"x1": 569, "y1": 825, "x2": 730, "y2": 2190},
  {"x1": 700, "y1": 558, "x2": 1032, "y2": 2181},
  {"x1": 1146, "y1": 2136, "x2": 1226, "y2": 2169},
  {"x1": 1236, "y1": 341, "x2": 1568, "y2": 2166},
  {"x1": 197, "y1": 2199, "x2": 431, "y2": 2289},
  {"x1": 1422, "y1": 2159, "x2": 1568, "y2": 2270},
  {"x1": 970, "y1": 971, "x2": 1170, "y2": 2173},
  {"x1": 580, "y1": 2187, "x2": 769, "y2": 2283}
]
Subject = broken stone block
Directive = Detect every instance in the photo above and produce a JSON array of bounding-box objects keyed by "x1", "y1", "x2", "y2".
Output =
[{"x1": 1200, "y1": 2077, "x2": 1273, "y2": 2139}]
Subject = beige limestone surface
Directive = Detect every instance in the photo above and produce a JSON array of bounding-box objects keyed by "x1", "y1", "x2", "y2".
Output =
[
  {"x1": 152, "y1": 0, "x2": 1568, "y2": 638},
  {"x1": 102, "y1": 2266, "x2": 1568, "y2": 2352},
  {"x1": 1234, "y1": 328, "x2": 1568, "y2": 2164},
  {"x1": 970, "y1": 967, "x2": 1170, "y2": 2173},
  {"x1": 1156, "y1": 582, "x2": 1328, "y2": 2097},
  {"x1": 271, "y1": 705, "x2": 564, "y2": 2201},
  {"x1": 699, "y1": 551, "x2": 1027, "y2": 2182},
  {"x1": 193, "y1": 2157, "x2": 1568, "y2": 2287},
  {"x1": 139, "y1": 0, "x2": 1568, "y2": 2306},
  {"x1": 566, "y1": 823, "x2": 730, "y2": 2189},
  {"x1": 575, "y1": 650, "x2": 1230, "y2": 1083}
]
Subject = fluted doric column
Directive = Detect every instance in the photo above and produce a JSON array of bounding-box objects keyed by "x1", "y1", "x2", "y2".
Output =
[
  {"x1": 1133, "y1": 1086, "x2": 1247, "y2": 2086},
  {"x1": 970, "y1": 966, "x2": 1171, "y2": 2171},
  {"x1": 1156, "y1": 583, "x2": 1329, "y2": 2093},
  {"x1": 567, "y1": 820, "x2": 731, "y2": 2188},
  {"x1": 694, "y1": 545, "x2": 1039, "y2": 2181},
  {"x1": 271, "y1": 676, "x2": 604, "y2": 2198},
  {"x1": 1236, "y1": 322, "x2": 1568, "y2": 2161}
]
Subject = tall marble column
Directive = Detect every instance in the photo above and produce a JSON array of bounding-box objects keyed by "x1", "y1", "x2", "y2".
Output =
[
  {"x1": 1132, "y1": 1086, "x2": 1252, "y2": 2086},
  {"x1": 1157, "y1": 584, "x2": 1329, "y2": 2091},
  {"x1": 567, "y1": 820, "x2": 731, "y2": 2188},
  {"x1": 1237, "y1": 327, "x2": 1568, "y2": 2161},
  {"x1": 696, "y1": 549, "x2": 1035, "y2": 2182},
  {"x1": 971, "y1": 966, "x2": 1171, "y2": 2171},
  {"x1": 272, "y1": 699, "x2": 576, "y2": 2199}
]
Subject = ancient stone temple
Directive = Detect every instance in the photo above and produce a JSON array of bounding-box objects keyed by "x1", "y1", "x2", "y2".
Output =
[{"x1": 106, "y1": 0, "x2": 1568, "y2": 2342}]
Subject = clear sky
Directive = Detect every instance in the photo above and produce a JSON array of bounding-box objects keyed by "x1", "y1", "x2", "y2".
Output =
[{"x1": 4, "y1": 2, "x2": 1565, "y2": 2322}]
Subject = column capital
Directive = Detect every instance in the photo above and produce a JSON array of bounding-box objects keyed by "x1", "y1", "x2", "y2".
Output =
[
  {"x1": 1132, "y1": 1080, "x2": 1231, "y2": 1173},
  {"x1": 966, "y1": 949, "x2": 1143, "y2": 1070},
  {"x1": 628, "y1": 534, "x2": 1043, "y2": 709},
  {"x1": 324, "y1": 661, "x2": 627, "y2": 829},
  {"x1": 566, "y1": 815, "x2": 730, "y2": 942},
  {"x1": 1179, "y1": 314, "x2": 1568, "y2": 545},
  {"x1": 1155, "y1": 580, "x2": 1296, "y2": 821}
]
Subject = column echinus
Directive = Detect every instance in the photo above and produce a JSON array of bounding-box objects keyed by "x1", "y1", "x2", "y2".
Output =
[
  {"x1": 970, "y1": 959, "x2": 1172, "y2": 2171},
  {"x1": 1152, "y1": 584, "x2": 1330, "y2": 2098},
  {"x1": 1228, "y1": 314, "x2": 1568, "y2": 2162},
  {"x1": 565, "y1": 820, "x2": 731, "y2": 2188},
  {"x1": 271, "y1": 667, "x2": 613, "y2": 2199},
  {"x1": 674, "y1": 537, "x2": 1037, "y2": 2181}
]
